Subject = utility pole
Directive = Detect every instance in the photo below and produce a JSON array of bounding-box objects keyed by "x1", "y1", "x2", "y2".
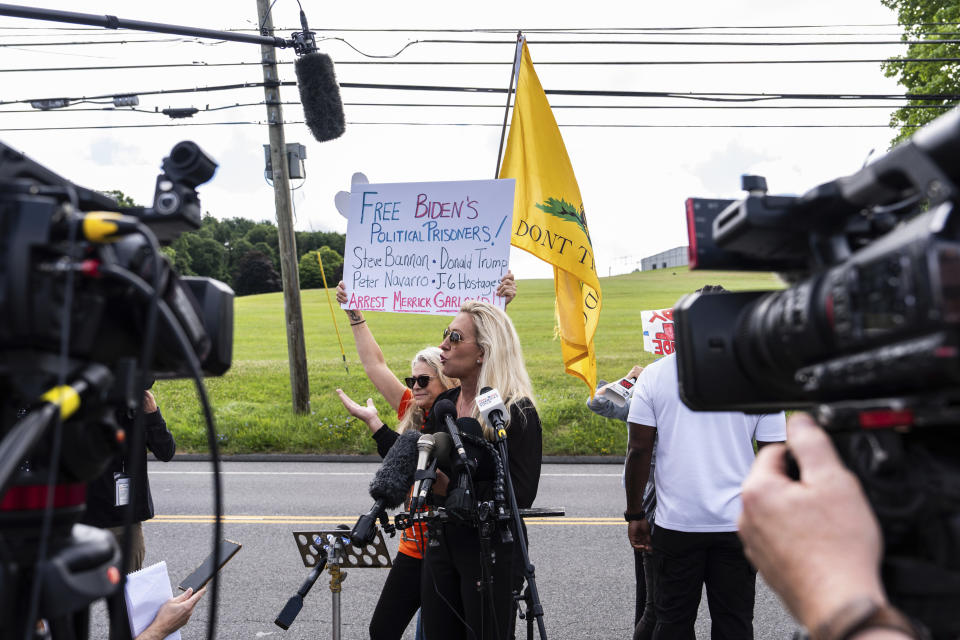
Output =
[{"x1": 257, "y1": 0, "x2": 310, "y2": 414}]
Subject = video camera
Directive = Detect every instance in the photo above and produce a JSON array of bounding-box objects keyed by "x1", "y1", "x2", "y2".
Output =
[
  {"x1": 0, "y1": 140, "x2": 234, "y2": 640},
  {"x1": 676, "y1": 108, "x2": 960, "y2": 637}
]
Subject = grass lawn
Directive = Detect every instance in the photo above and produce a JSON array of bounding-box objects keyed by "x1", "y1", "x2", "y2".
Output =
[{"x1": 156, "y1": 269, "x2": 783, "y2": 455}]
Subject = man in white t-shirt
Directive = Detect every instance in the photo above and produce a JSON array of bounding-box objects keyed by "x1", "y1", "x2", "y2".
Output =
[{"x1": 624, "y1": 287, "x2": 786, "y2": 639}]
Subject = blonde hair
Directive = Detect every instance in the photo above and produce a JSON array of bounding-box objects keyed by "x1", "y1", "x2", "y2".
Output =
[
  {"x1": 460, "y1": 300, "x2": 536, "y2": 439},
  {"x1": 396, "y1": 346, "x2": 457, "y2": 433}
]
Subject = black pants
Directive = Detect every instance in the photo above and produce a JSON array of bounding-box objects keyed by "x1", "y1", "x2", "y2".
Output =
[
  {"x1": 634, "y1": 547, "x2": 647, "y2": 626},
  {"x1": 421, "y1": 523, "x2": 516, "y2": 640},
  {"x1": 651, "y1": 527, "x2": 756, "y2": 640},
  {"x1": 370, "y1": 551, "x2": 422, "y2": 640},
  {"x1": 633, "y1": 551, "x2": 657, "y2": 640}
]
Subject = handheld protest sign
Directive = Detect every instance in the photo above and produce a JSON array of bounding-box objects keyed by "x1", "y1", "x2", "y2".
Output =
[
  {"x1": 641, "y1": 308, "x2": 676, "y2": 356},
  {"x1": 342, "y1": 179, "x2": 515, "y2": 315}
]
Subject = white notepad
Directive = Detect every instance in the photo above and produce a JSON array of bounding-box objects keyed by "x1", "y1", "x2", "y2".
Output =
[{"x1": 124, "y1": 561, "x2": 180, "y2": 640}]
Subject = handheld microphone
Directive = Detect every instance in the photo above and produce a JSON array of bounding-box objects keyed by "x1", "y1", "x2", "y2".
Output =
[
  {"x1": 294, "y1": 52, "x2": 346, "y2": 143},
  {"x1": 409, "y1": 433, "x2": 435, "y2": 511},
  {"x1": 431, "y1": 398, "x2": 470, "y2": 469},
  {"x1": 477, "y1": 386, "x2": 509, "y2": 439},
  {"x1": 411, "y1": 432, "x2": 453, "y2": 511},
  {"x1": 350, "y1": 430, "x2": 420, "y2": 546}
]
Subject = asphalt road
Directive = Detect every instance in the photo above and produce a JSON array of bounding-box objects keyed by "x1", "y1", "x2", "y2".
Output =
[{"x1": 88, "y1": 460, "x2": 798, "y2": 640}]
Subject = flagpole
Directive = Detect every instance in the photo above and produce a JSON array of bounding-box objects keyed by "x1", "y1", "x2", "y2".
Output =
[{"x1": 494, "y1": 32, "x2": 525, "y2": 178}]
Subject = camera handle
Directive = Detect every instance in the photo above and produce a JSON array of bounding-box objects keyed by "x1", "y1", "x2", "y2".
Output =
[{"x1": 494, "y1": 435, "x2": 548, "y2": 640}]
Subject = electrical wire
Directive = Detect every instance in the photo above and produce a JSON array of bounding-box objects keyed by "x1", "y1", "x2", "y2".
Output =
[
  {"x1": 0, "y1": 120, "x2": 924, "y2": 132},
  {"x1": 2, "y1": 56, "x2": 958, "y2": 73},
  {"x1": 5, "y1": 80, "x2": 960, "y2": 109},
  {"x1": 1, "y1": 101, "x2": 952, "y2": 115}
]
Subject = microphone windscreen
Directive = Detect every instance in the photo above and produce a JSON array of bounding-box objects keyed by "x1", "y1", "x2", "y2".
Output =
[
  {"x1": 369, "y1": 430, "x2": 420, "y2": 507},
  {"x1": 432, "y1": 432, "x2": 453, "y2": 473},
  {"x1": 456, "y1": 417, "x2": 495, "y2": 481},
  {"x1": 431, "y1": 398, "x2": 457, "y2": 425},
  {"x1": 294, "y1": 53, "x2": 346, "y2": 143}
]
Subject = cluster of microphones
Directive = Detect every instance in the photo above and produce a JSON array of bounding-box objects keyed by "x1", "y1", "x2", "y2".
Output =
[{"x1": 349, "y1": 387, "x2": 511, "y2": 547}]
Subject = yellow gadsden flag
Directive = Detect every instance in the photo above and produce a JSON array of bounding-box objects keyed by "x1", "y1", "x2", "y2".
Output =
[{"x1": 499, "y1": 41, "x2": 601, "y2": 395}]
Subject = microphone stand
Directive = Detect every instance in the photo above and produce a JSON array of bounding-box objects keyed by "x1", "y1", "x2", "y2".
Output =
[{"x1": 494, "y1": 432, "x2": 548, "y2": 640}]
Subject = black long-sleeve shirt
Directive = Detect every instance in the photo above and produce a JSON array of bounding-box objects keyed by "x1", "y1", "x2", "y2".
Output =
[
  {"x1": 82, "y1": 408, "x2": 175, "y2": 527},
  {"x1": 425, "y1": 387, "x2": 542, "y2": 509}
]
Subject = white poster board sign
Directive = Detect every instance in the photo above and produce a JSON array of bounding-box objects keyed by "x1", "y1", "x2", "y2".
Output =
[
  {"x1": 342, "y1": 179, "x2": 515, "y2": 315},
  {"x1": 641, "y1": 307, "x2": 676, "y2": 356}
]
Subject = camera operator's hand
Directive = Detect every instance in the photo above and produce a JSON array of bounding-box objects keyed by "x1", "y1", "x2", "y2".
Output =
[
  {"x1": 627, "y1": 517, "x2": 651, "y2": 552},
  {"x1": 739, "y1": 413, "x2": 887, "y2": 633}
]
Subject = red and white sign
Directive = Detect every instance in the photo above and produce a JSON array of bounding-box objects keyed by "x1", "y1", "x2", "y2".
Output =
[{"x1": 641, "y1": 307, "x2": 675, "y2": 356}]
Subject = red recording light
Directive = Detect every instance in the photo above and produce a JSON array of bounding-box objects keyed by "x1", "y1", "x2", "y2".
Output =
[
  {"x1": 0, "y1": 483, "x2": 86, "y2": 511},
  {"x1": 858, "y1": 410, "x2": 914, "y2": 429}
]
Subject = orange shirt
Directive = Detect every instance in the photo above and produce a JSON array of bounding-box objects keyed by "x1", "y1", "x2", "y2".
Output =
[{"x1": 397, "y1": 388, "x2": 429, "y2": 559}]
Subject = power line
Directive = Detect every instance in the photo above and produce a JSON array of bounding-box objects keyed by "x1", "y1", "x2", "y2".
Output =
[
  {"x1": 1, "y1": 101, "x2": 953, "y2": 115},
  {"x1": 3, "y1": 35, "x2": 959, "y2": 52},
  {"x1": 2, "y1": 56, "x2": 958, "y2": 74},
  {"x1": 5, "y1": 80, "x2": 960, "y2": 108},
  {"x1": 0, "y1": 120, "x2": 917, "y2": 133}
]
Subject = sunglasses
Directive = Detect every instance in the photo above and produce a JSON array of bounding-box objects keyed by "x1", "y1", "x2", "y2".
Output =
[
  {"x1": 442, "y1": 327, "x2": 473, "y2": 344},
  {"x1": 404, "y1": 374, "x2": 433, "y2": 389}
]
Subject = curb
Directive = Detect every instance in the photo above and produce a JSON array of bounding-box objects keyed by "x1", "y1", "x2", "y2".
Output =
[{"x1": 154, "y1": 453, "x2": 625, "y2": 465}]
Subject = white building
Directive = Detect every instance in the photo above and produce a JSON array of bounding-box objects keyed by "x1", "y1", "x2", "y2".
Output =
[{"x1": 641, "y1": 246, "x2": 688, "y2": 271}]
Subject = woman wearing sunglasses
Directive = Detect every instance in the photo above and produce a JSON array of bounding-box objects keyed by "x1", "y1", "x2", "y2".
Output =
[
  {"x1": 421, "y1": 300, "x2": 542, "y2": 640},
  {"x1": 333, "y1": 275, "x2": 515, "y2": 640}
]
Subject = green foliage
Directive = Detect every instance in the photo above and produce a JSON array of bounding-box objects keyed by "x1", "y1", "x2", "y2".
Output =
[
  {"x1": 100, "y1": 189, "x2": 138, "y2": 207},
  {"x1": 157, "y1": 216, "x2": 344, "y2": 293},
  {"x1": 156, "y1": 269, "x2": 784, "y2": 454},
  {"x1": 881, "y1": 0, "x2": 960, "y2": 146},
  {"x1": 232, "y1": 250, "x2": 282, "y2": 296},
  {"x1": 299, "y1": 247, "x2": 344, "y2": 289}
]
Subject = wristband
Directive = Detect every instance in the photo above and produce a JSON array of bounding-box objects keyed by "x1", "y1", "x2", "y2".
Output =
[
  {"x1": 805, "y1": 597, "x2": 927, "y2": 640},
  {"x1": 624, "y1": 511, "x2": 646, "y2": 522},
  {"x1": 350, "y1": 319, "x2": 366, "y2": 326}
]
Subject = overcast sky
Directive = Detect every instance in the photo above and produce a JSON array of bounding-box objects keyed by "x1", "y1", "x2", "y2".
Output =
[{"x1": 0, "y1": 0, "x2": 908, "y2": 278}]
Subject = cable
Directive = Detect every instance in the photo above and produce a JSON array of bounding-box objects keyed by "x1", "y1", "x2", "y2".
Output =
[
  {"x1": 0, "y1": 37, "x2": 206, "y2": 47},
  {"x1": 23, "y1": 186, "x2": 80, "y2": 640},
  {"x1": 0, "y1": 121, "x2": 925, "y2": 132},
  {"x1": 6, "y1": 80, "x2": 960, "y2": 109},
  {"x1": 2, "y1": 101, "x2": 952, "y2": 115},
  {"x1": 96, "y1": 263, "x2": 223, "y2": 640},
  {"x1": 3, "y1": 56, "x2": 959, "y2": 73}
]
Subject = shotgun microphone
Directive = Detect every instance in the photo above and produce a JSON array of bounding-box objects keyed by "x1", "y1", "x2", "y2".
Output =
[
  {"x1": 290, "y1": 8, "x2": 345, "y2": 143},
  {"x1": 294, "y1": 52, "x2": 345, "y2": 143},
  {"x1": 350, "y1": 429, "x2": 420, "y2": 546}
]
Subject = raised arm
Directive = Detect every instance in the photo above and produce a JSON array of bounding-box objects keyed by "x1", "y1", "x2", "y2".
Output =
[{"x1": 336, "y1": 281, "x2": 407, "y2": 411}]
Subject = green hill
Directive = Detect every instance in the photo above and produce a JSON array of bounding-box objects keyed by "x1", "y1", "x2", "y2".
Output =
[{"x1": 157, "y1": 269, "x2": 783, "y2": 455}]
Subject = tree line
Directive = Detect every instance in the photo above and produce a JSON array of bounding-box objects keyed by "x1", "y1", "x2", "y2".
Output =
[
  {"x1": 101, "y1": 192, "x2": 346, "y2": 297},
  {"x1": 166, "y1": 215, "x2": 346, "y2": 296}
]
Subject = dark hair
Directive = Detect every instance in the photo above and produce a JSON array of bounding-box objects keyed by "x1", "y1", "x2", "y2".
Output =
[{"x1": 695, "y1": 284, "x2": 727, "y2": 294}]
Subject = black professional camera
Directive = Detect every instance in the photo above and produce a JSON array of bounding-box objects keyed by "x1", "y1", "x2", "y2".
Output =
[
  {"x1": 0, "y1": 140, "x2": 234, "y2": 640},
  {"x1": 676, "y1": 109, "x2": 960, "y2": 637}
]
